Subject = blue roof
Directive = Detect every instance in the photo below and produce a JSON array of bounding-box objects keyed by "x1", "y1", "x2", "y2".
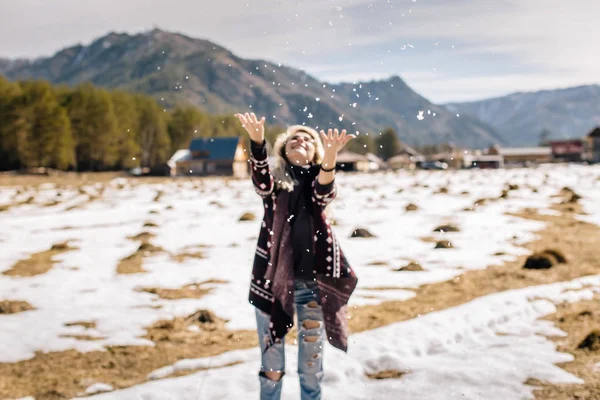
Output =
[{"x1": 188, "y1": 137, "x2": 240, "y2": 160}]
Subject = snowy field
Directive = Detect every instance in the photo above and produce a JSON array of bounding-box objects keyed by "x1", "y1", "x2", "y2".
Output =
[{"x1": 1, "y1": 164, "x2": 600, "y2": 399}]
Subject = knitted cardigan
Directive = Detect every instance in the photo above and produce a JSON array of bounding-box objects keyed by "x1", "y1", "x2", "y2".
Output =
[{"x1": 247, "y1": 140, "x2": 358, "y2": 352}]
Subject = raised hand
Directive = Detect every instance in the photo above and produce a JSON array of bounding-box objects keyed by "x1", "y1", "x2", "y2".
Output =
[
  {"x1": 235, "y1": 112, "x2": 265, "y2": 144},
  {"x1": 319, "y1": 129, "x2": 355, "y2": 155}
]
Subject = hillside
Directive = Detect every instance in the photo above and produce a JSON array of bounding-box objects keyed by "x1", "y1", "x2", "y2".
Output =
[
  {"x1": 446, "y1": 85, "x2": 600, "y2": 146},
  {"x1": 1, "y1": 29, "x2": 503, "y2": 148}
]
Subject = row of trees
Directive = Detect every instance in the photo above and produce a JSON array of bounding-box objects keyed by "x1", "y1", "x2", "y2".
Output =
[
  {"x1": 0, "y1": 77, "x2": 406, "y2": 172},
  {"x1": 0, "y1": 77, "x2": 261, "y2": 171}
]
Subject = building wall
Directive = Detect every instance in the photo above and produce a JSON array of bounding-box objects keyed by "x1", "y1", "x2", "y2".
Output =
[
  {"x1": 176, "y1": 159, "x2": 249, "y2": 177},
  {"x1": 503, "y1": 154, "x2": 552, "y2": 164}
]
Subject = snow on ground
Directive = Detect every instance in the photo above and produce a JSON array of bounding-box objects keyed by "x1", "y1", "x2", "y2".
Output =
[
  {"x1": 80, "y1": 275, "x2": 600, "y2": 400},
  {"x1": 0, "y1": 165, "x2": 599, "y2": 364}
]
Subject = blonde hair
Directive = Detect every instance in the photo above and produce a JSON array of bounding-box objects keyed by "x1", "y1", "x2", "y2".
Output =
[{"x1": 269, "y1": 125, "x2": 324, "y2": 192}]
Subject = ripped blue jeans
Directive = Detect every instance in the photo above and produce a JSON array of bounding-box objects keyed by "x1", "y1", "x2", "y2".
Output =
[{"x1": 256, "y1": 279, "x2": 325, "y2": 400}]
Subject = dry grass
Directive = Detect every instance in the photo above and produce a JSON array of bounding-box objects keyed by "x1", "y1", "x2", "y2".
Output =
[
  {"x1": 127, "y1": 231, "x2": 156, "y2": 242},
  {"x1": 170, "y1": 251, "x2": 206, "y2": 263},
  {"x1": 137, "y1": 280, "x2": 227, "y2": 300},
  {"x1": 64, "y1": 321, "x2": 96, "y2": 329},
  {"x1": 59, "y1": 334, "x2": 106, "y2": 341},
  {"x1": 529, "y1": 297, "x2": 600, "y2": 399},
  {"x1": 2, "y1": 241, "x2": 77, "y2": 277},
  {"x1": 367, "y1": 370, "x2": 408, "y2": 380},
  {"x1": 351, "y1": 228, "x2": 376, "y2": 238},
  {"x1": 1, "y1": 190, "x2": 600, "y2": 399},
  {"x1": 116, "y1": 242, "x2": 165, "y2": 275},
  {"x1": 0, "y1": 172, "x2": 123, "y2": 187},
  {"x1": 239, "y1": 212, "x2": 256, "y2": 221},
  {"x1": 405, "y1": 203, "x2": 419, "y2": 212},
  {"x1": 394, "y1": 262, "x2": 425, "y2": 272},
  {"x1": 0, "y1": 300, "x2": 34, "y2": 315}
]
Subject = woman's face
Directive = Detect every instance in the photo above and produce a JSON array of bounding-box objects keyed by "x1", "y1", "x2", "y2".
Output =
[{"x1": 284, "y1": 131, "x2": 316, "y2": 165}]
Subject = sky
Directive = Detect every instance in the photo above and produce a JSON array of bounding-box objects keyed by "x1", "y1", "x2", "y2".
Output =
[{"x1": 1, "y1": 0, "x2": 599, "y2": 103}]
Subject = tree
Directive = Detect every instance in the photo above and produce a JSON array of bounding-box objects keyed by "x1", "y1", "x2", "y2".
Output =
[
  {"x1": 168, "y1": 106, "x2": 204, "y2": 153},
  {"x1": 539, "y1": 128, "x2": 552, "y2": 146},
  {"x1": 375, "y1": 128, "x2": 402, "y2": 160},
  {"x1": 0, "y1": 77, "x2": 24, "y2": 170},
  {"x1": 345, "y1": 133, "x2": 375, "y2": 155},
  {"x1": 62, "y1": 84, "x2": 119, "y2": 171},
  {"x1": 111, "y1": 91, "x2": 141, "y2": 169},
  {"x1": 17, "y1": 81, "x2": 74, "y2": 169},
  {"x1": 135, "y1": 95, "x2": 170, "y2": 167}
]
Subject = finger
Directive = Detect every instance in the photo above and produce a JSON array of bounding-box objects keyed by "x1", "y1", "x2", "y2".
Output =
[
  {"x1": 259, "y1": 117, "x2": 265, "y2": 125},
  {"x1": 327, "y1": 129, "x2": 333, "y2": 140},
  {"x1": 333, "y1": 128, "x2": 339, "y2": 139},
  {"x1": 339, "y1": 129, "x2": 347, "y2": 141},
  {"x1": 251, "y1": 112, "x2": 258, "y2": 123},
  {"x1": 320, "y1": 130, "x2": 327, "y2": 140},
  {"x1": 237, "y1": 114, "x2": 248, "y2": 126}
]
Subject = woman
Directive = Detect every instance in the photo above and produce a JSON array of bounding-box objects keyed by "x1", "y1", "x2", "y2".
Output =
[{"x1": 234, "y1": 112, "x2": 358, "y2": 400}]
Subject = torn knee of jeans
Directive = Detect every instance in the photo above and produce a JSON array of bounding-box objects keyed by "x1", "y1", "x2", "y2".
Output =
[
  {"x1": 302, "y1": 319, "x2": 321, "y2": 330},
  {"x1": 304, "y1": 335, "x2": 320, "y2": 343},
  {"x1": 260, "y1": 370, "x2": 284, "y2": 382},
  {"x1": 306, "y1": 300, "x2": 320, "y2": 309}
]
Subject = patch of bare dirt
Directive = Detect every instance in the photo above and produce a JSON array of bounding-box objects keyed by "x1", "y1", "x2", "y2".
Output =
[
  {"x1": 367, "y1": 369, "x2": 408, "y2": 380},
  {"x1": 0, "y1": 300, "x2": 34, "y2": 314},
  {"x1": 137, "y1": 280, "x2": 227, "y2": 300},
  {"x1": 59, "y1": 334, "x2": 106, "y2": 341},
  {"x1": 529, "y1": 297, "x2": 600, "y2": 399},
  {"x1": 64, "y1": 321, "x2": 96, "y2": 329},
  {"x1": 2, "y1": 241, "x2": 77, "y2": 277}
]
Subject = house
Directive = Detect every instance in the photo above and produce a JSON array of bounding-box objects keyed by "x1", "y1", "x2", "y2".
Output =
[
  {"x1": 550, "y1": 139, "x2": 585, "y2": 162},
  {"x1": 488, "y1": 145, "x2": 552, "y2": 165},
  {"x1": 171, "y1": 137, "x2": 249, "y2": 177},
  {"x1": 387, "y1": 145, "x2": 425, "y2": 170},
  {"x1": 465, "y1": 154, "x2": 504, "y2": 169},
  {"x1": 365, "y1": 153, "x2": 388, "y2": 171},
  {"x1": 336, "y1": 151, "x2": 371, "y2": 172},
  {"x1": 426, "y1": 144, "x2": 470, "y2": 169},
  {"x1": 587, "y1": 127, "x2": 600, "y2": 162}
]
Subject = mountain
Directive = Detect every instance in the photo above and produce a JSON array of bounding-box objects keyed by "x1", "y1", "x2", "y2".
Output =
[
  {"x1": 446, "y1": 85, "x2": 600, "y2": 146},
  {"x1": 1, "y1": 29, "x2": 503, "y2": 148}
]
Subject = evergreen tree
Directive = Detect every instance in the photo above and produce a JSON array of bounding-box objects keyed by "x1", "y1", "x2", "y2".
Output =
[
  {"x1": 375, "y1": 128, "x2": 402, "y2": 160},
  {"x1": 345, "y1": 133, "x2": 375, "y2": 155},
  {"x1": 111, "y1": 91, "x2": 140, "y2": 169},
  {"x1": 0, "y1": 77, "x2": 23, "y2": 170},
  {"x1": 135, "y1": 95, "x2": 170, "y2": 167},
  {"x1": 168, "y1": 106, "x2": 204, "y2": 152},
  {"x1": 62, "y1": 84, "x2": 119, "y2": 171},
  {"x1": 18, "y1": 81, "x2": 74, "y2": 169}
]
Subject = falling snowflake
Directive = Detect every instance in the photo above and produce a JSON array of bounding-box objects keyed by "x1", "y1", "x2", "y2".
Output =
[
  {"x1": 316, "y1": 97, "x2": 320, "y2": 101},
  {"x1": 339, "y1": 115, "x2": 344, "y2": 122},
  {"x1": 417, "y1": 111, "x2": 425, "y2": 120}
]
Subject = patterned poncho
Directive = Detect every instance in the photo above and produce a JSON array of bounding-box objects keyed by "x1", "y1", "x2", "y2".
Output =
[{"x1": 247, "y1": 140, "x2": 358, "y2": 352}]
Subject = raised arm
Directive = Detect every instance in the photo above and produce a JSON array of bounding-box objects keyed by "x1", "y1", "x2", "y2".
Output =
[
  {"x1": 313, "y1": 128, "x2": 354, "y2": 207},
  {"x1": 235, "y1": 112, "x2": 274, "y2": 198}
]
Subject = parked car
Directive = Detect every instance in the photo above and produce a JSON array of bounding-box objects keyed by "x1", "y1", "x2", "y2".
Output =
[{"x1": 418, "y1": 161, "x2": 449, "y2": 170}]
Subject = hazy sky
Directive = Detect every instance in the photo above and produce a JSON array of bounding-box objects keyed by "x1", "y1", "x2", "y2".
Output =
[{"x1": 1, "y1": 0, "x2": 598, "y2": 103}]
